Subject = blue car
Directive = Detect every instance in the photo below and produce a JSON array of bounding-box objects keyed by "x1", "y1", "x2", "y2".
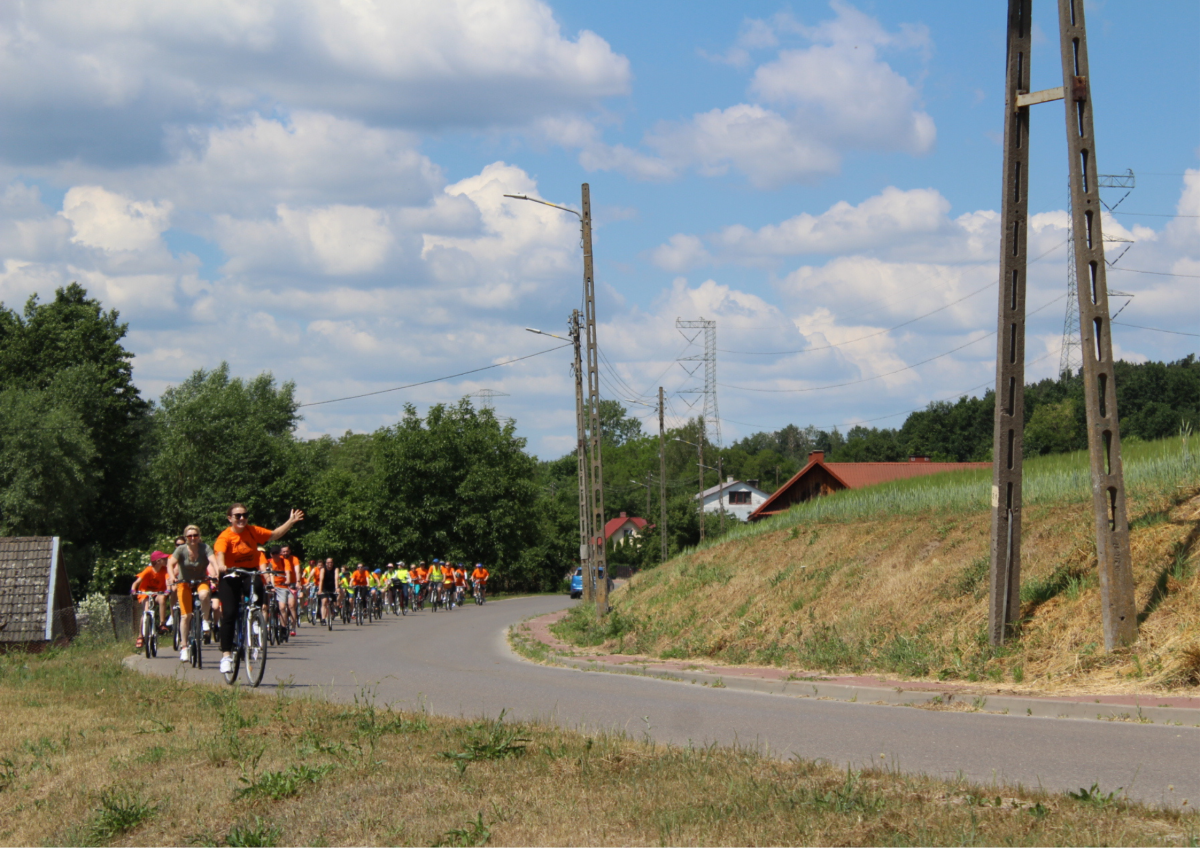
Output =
[{"x1": 569, "y1": 566, "x2": 605, "y2": 599}]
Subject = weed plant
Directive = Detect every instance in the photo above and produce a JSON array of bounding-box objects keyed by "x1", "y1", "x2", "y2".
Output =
[{"x1": 0, "y1": 638, "x2": 1195, "y2": 845}]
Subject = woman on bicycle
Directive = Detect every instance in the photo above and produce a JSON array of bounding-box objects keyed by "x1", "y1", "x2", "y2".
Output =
[
  {"x1": 314, "y1": 557, "x2": 339, "y2": 625},
  {"x1": 213, "y1": 503, "x2": 304, "y2": 675},
  {"x1": 167, "y1": 525, "x2": 217, "y2": 661},
  {"x1": 131, "y1": 551, "x2": 171, "y2": 649}
]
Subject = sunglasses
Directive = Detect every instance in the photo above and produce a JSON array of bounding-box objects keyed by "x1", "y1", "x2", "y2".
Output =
[
  {"x1": 185, "y1": 533, "x2": 200, "y2": 539},
  {"x1": 231, "y1": 513, "x2": 248, "y2": 520}
]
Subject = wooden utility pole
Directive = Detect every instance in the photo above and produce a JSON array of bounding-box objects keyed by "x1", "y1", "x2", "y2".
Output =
[
  {"x1": 658, "y1": 387, "x2": 668, "y2": 564},
  {"x1": 581, "y1": 184, "x2": 609, "y2": 618},
  {"x1": 988, "y1": 0, "x2": 1135, "y2": 649},
  {"x1": 571, "y1": 310, "x2": 594, "y2": 603},
  {"x1": 1057, "y1": 0, "x2": 1135, "y2": 648}
]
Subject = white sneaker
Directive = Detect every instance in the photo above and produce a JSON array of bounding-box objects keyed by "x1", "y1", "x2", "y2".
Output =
[
  {"x1": 219, "y1": 655, "x2": 233, "y2": 674},
  {"x1": 251, "y1": 621, "x2": 261, "y2": 636},
  {"x1": 202, "y1": 619, "x2": 210, "y2": 633},
  {"x1": 164, "y1": 614, "x2": 173, "y2": 627},
  {"x1": 179, "y1": 648, "x2": 189, "y2": 662}
]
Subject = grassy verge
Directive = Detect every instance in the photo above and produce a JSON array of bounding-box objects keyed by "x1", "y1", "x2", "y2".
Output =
[
  {"x1": 559, "y1": 435, "x2": 1200, "y2": 696},
  {"x1": 2, "y1": 640, "x2": 1197, "y2": 845}
]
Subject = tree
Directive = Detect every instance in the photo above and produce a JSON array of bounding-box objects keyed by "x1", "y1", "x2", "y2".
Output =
[
  {"x1": 148, "y1": 364, "x2": 302, "y2": 536},
  {"x1": 0, "y1": 283, "x2": 149, "y2": 548}
]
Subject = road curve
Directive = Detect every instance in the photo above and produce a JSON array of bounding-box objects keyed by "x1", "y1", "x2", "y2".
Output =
[{"x1": 129, "y1": 594, "x2": 1200, "y2": 808}]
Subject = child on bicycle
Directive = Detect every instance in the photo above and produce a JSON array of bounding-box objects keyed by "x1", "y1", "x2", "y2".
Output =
[{"x1": 131, "y1": 551, "x2": 171, "y2": 649}]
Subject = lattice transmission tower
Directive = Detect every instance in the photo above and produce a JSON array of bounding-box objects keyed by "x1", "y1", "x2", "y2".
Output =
[
  {"x1": 1060, "y1": 170, "x2": 1135, "y2": 378},
  {"x1": 675, "y1": 317, "x2": 721, "y2": 449}
]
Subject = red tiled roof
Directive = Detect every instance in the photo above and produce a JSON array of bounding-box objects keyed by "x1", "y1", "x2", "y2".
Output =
[
  {"x1": 604, "y1": 515, "x2": 648, "y2": 540},
  {"x1": 749, "y1": 454, "x2": 989, "y2": 520}
]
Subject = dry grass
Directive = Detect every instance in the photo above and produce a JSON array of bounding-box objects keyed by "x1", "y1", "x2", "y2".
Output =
[
  {"x1": 562, "y1": 474, "x2": 1200, "y2": 697},
  {"x1": 0, "y1": 641, "x2": 1197, "y2": 847}
]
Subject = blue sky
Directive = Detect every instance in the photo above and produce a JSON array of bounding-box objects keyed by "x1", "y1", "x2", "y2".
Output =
[{"x1": 0, "y1": 0, "x2": 1196, "y2": 457}]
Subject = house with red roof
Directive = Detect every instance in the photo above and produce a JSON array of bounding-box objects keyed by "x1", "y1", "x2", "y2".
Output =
[
  {"x1": 747, "y1": 451, "x2": 990, "y2": 522},
  {"x1": 604, "y1": 512, "x2": 648, "y2": 545}
]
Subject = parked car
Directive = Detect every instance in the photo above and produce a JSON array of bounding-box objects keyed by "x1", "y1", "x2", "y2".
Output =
[{"x1": 569, "y1": 566, "x2": 605, "y2": 599}]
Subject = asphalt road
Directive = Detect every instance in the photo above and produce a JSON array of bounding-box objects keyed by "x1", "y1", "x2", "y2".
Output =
[{"x1": 130, "y1": 594, "x2": 1200, "y2": 808}]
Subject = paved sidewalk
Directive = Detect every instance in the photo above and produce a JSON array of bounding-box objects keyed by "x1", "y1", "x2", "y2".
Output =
[{"x1": 518, "y1": 609, "x2": 1200, "y2": 726}]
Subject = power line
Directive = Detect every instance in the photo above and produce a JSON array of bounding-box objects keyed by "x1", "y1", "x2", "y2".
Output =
[
  {"x1": 1112, "y1": 321, "x2": 1200, "y2": 338},
  {"x1": 1111, "y1": 211, "x2": 1200, "y2": 218},
  {"x1": 297, "y1": 344, "x2": 570, "y2": 408},
  {"x1": 1107, "y1": 267, "x2": 1200, "y2": 279}
]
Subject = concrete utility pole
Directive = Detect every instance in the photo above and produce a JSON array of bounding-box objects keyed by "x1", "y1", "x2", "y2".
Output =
[
  {"x1": 571, "y1": 310, "x2": 594, "y2": 603},
  {"x1": 988, "y1": 0, "x2": 1135, "y2": 649},
  {"x1": 659, "y1": 387, "x2": 668, "y2": 564},
  {"x1": 1057, "y1": 0, "x2": 1135, "y2": 648},
  {"x1": 717, "y1": 455, "x2": 725, "y2": 537},
  {"x1": 581, "y1": 184, "x2": 609, "y2": 618}
]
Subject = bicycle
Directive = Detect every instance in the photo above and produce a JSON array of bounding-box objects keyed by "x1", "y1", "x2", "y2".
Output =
[
  {"x1": 473, "y1": 579, "x2": 485, "y2": 605},
  {"x1": 352, "y1": 589, "x2": 365, "y2": 626},
  {"x1": 221, "y1": 568, "x2": 268, "y2": 688},
  {"x1": 169, "y1": 594, "x2": 183, "y2": 653},
  {"x1": 177, "y1": 579, "x2": 207, "y2": 670},
  {"x1": 136, "y1": 591, "x2": 169, "y2": 659},
  {"x1": 306, "y1": 586, "x2": 318, "y2": 626},
  {"x1": 317, "y1": 592, "x2": 336, "y2": 631},
  {"x1": 372, "y1": 589, "x2": 384, "y2": 620}
]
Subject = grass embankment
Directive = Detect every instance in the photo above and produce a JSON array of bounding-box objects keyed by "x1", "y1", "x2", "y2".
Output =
[
  {"x1": 1, "y1": 642, "x2": 1197, "y2": 846},
  {"x1": 556, "y1": 436, "x2": 1200, "y2": 695}
]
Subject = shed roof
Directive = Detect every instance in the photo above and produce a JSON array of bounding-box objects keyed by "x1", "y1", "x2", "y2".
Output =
[
  {"x1": 749, "y1": 453, "x2": 989, "y2": 520},
  {"x1": 0, "y1": 536, "x2": 74, "y2": 644}
]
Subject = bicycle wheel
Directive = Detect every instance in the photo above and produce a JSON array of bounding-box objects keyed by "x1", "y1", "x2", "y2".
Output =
[
  {"x1": 172, "y1": 611, "x2": 181, "y2": 652},
  {"x1": 244, "y1": 610, "x2": 267, "y2": 687},
  {"x1": 354, "y1": 597, "x2": 362, "y2": 626},
  {"x1": 143, "y1": 612, "x2": 153, "y2": 659},
  {"x1": 190, "y1": 613, "x2": 203, "y2": 669}
]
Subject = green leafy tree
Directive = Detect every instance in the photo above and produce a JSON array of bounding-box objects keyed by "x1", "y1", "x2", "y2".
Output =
[
  {"x1": 148, "y1": 364, "x2": 302, "y2": 536},
  {"x1": 0, "y1": 283, "x2": 149, "y2": 548}
]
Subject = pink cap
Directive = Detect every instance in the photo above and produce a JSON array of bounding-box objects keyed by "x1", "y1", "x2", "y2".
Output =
[{"x1": 150, "y1": 550, "x2": 169, "y2": 562}]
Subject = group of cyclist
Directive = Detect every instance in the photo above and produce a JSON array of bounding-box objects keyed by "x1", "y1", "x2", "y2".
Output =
[{"x1": 130, "y1": 502, "x2": 492, "y2": 675}]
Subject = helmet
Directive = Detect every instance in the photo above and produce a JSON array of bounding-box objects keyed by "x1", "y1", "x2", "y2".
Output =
[{"x1": 373, "y1": 569, "x2": 382, "y2": 574}]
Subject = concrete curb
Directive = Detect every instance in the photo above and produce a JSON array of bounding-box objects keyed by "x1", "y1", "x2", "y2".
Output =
[{"x1": 509, "y1": 612, "x2": 1200, "y2": 727}]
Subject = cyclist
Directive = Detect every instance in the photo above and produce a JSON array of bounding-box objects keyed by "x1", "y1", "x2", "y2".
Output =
[
  {"x1": 428, "y1": 560, "x2": 445, "y2": 608},
  {"x1": 267, "y1": 545, "x2": 299, "y2": 636},
  {"x1": 471, "y1": 563, "x2": 489, "y2": 603},
  {"x1": 131, "y1": 551, "x2": 171, "y2": 649},
  {"x1": 213, "y1": 503, "x2": 304, "y2": 675},
  {"x1": 412, "y1": 561, "x2": 428, "y2": 609},
  {"x1": 167, "y1": 525, "x2": 217, "y2": 660},
  {"x1": 314, "y1": 557, "x2": 339, "y2": 625},
  {"x1": 349, "y1": 562, "x2": 371, "y2": 618},
  {"x1": 451, "y1": 564, "x2": 466, "y2": 607},
  {"x1": 395, "y1": 562, "x2": 410, "y2": 610}
]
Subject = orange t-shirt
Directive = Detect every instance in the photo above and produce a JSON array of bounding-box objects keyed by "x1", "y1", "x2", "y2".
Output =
[
  {"x1": 135, "y1": 565, "x2": 169, "y2": 594},
  {"x1": 454, "y1": 569, "x2": 467, "y2": 586},
  {"x1": 214, "y1": 525, "x2": 273, "y2": 573},
  {"x1": 413, "y1": 567, "x2": 428, "y2": 584},
  {"x1": 472, "y1": 567, "x2": 489, "y2": 582},
  {"x1": 269, "y1": 556, "x2": 298, "y2": 588},
  {"x1": 350, "y1": 569, "x2": 370, "y2": 587}
]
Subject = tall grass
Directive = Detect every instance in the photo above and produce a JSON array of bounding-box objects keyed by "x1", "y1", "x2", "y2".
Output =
[{"x1": 693, "y1": 434, "x2": 1198, "y2": 553}]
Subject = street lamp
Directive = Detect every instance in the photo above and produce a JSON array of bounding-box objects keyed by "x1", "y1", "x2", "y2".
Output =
[{"x1": 508, "y1": 187, "x2": 609, "y2": 617}]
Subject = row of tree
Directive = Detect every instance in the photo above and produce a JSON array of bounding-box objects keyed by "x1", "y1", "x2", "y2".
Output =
[{"x1": 1, "y1": 284, "x2": 1195, "y2": 595}]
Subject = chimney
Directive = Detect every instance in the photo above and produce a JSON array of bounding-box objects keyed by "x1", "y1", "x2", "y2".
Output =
[
  {"x1": 727, "y1": 475, "x2": 734, "y2": 483},
  {"x1": 619, "y1": 511, "x2": 627, "y2": 518},
  {"x1": 908, "y1": 455, "x2": 931, "y2": 463},
  {"x1": 809, "y1": 450, "x2": 825, "y2": 463}
]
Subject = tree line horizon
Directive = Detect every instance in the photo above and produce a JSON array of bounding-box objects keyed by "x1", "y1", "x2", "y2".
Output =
[{"x1": 1, "y1": 284, "x2": 1195, "y2": 595}]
